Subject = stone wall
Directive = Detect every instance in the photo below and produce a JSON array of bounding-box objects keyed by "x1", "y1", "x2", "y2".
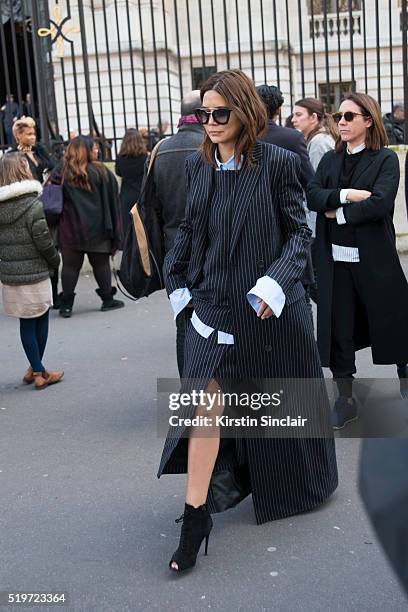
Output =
[{"x1": 392, "y1": 147, "x2": 408, "y2": 253}]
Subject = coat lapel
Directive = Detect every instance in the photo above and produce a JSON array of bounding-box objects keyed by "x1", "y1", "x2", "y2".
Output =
[
  {"x1": 189, "y1": 160, "x2": 213, "y2": 284},
  {"x1": 229, "y1": 142, "x2": 263, "y2": 259},
  {"x1": 329, "y1": 151, "x2": 344, "y2": 188},
  {"x1": 193, "y1": 161, "x2": 213, "y2": 223},
  {"x1": 351, "y1": 149, "x2": 378, "y2": 184}
]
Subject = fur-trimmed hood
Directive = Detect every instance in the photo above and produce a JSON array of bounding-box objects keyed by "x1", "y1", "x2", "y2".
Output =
[
  {"x1": 0, "y1": 180, "x2": 42, "y2": 202},
  {"x1": 0, "y1": 180, "x2": 43, "y2": 226}
]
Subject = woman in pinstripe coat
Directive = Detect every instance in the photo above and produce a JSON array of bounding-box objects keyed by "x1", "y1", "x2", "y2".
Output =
[{"x1": 158, "y1": 70, "x2": 338, "y2": 573}]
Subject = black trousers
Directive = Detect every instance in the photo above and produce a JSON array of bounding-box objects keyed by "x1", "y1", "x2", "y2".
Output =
[
  {"x1": 330, "y1": 261, "x2": 407, "y2": 396},
  {"x1": 330, "y1": 261, "x2": 366, "y2": 396}
]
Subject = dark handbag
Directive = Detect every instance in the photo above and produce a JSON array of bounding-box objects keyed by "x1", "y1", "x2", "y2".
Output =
[
  {"x1": 208, "y1": 465, "x2": 252, "y2": 513},
  {"x1": 116, "y1": 141, "x2": 165, "y2": 299},
  {"x1": 41, "y1": 181, "x2": 63, "y2": 226}
]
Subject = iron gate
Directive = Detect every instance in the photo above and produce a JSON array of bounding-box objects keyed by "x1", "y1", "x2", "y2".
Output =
[{"x1": 1, "y1": 0, "x2": 408, "y2": 157}]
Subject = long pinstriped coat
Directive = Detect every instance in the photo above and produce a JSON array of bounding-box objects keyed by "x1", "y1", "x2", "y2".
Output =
[{"x1": 158, "y1": 141, "x2": 338, "y2": 525}]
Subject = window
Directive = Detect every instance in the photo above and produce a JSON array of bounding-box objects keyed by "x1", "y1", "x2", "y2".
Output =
[
  {"x1": 308, "y1": 0, "x2": 361, "y2": 14},
  {"x1": 192, "y1": 67, "x2": 216, "y2": 90},
  {"x1": 318, "y1": 81, "x2": 355, "y2": 112}
]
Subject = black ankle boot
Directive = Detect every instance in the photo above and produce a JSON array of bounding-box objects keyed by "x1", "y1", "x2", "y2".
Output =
[
  {"x1": 52, "y1": 293, "x2": 61, "y2": 310},
  {"x1": 169, "y1": 503, "x2": 213, "y2": 572},
  {"x1": 59, "y1": 293, "x2": 75, "y2": 318},
  {"x1": 95, "y1": 287, "x2": 125, "y2": 312}
]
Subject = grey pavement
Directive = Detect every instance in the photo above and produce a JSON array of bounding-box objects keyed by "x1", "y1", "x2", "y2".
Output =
[{"x1": 1, "y1": 260, "x2": 408, "y2": 612}]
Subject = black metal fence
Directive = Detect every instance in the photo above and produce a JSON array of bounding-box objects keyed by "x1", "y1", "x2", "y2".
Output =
[{"x1": 1, "y1": 0, "x2": 408, "y2": 157}]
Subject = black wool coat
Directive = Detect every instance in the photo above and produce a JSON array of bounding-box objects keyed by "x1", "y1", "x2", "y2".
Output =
[
  {"x1": 115, "y1": 154, "x2": 147, "y2": 237},
  {"x1": 52, "y1": 165, "x2": 122, "y2": 253},
  {"x1": 307, "y1": 147, "x2": 408, "y2": 366},
  {"x1": 260, "y1": 120, "x2": 314, "y2": 190}
]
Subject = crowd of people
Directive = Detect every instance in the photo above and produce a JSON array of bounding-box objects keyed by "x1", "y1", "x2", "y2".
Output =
[{"x1": 1, "y1": 70, "x2": 408, "y2": 582}]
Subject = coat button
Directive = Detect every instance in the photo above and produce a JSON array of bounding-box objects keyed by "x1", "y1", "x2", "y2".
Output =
[
  {"x1": 265, "y1": 344, "x2": 272, "y2": 352},
  {"x1": 257, "y1": 259, "x2": 265, "y2": 268}
]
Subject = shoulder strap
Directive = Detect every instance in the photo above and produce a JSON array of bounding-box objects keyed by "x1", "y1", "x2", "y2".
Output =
[
  {"x1": 44, "y1": 163, "x2": 66, "y2": 187},
  {"x1": 146, "y1": 139, "x2": 164, "y2": 176}
]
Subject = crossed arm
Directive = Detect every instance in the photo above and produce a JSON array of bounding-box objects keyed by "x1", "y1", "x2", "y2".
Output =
[{"x1": 307, "y1": 152, "x2": 400, "y2": 225}]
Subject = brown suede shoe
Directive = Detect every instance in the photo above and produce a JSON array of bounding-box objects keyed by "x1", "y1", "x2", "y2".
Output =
[
  {"x1": 23, "y1": 367, "x2": 34, "y2": 384},
  {"x1": 33, "y1": 370, "x2": 64, "y2": 389}
]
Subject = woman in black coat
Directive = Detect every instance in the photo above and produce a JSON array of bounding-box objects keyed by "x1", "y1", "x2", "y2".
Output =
[
  {"x1": 158, "y1": 69, "x2": 337, "y2": 573},
  {"x1": 12, "y1": 116, "x2": 55, "y2": 182},
  {"x1": 307, "y1": 92, "x2": 408, "y2": 429},
  {"x1": 52, "y1": 136, "x2": 124, "y2": 317},
  {"x1": 115, "y1": 129, "x2": 147, "y2": 237}
]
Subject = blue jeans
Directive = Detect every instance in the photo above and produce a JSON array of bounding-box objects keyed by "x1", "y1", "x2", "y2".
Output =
[{"x1": 19, "y1": 310, "x2": 49, "y2": 372}]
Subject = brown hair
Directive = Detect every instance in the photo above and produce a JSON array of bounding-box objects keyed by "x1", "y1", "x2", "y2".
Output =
[
  {"x1": 119, "y1": 128, "x2": 147, "y2": 157},
  {"x1": 0, "y1": 152, "x2": 33, "y2": 187},
  {"x1": 62, "y1": 136, "x2": 107, "y2": 191},
  {"x1": 334, "y1": 92, "x2": 388, "y2": 152},
  {"x1": 200, "y1": 69, "x2": 268, "y2": 168},
  {"x1": 12, "y1": 116, "x2": 36, "y2": 141},
  {"x1": 294, "y1": 97, "x2": 338, "y2": 143}
]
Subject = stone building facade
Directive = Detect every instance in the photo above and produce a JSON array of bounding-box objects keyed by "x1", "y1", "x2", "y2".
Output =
[{"x1": 51, "y1": 0, "x2": 405, "y2": 143}]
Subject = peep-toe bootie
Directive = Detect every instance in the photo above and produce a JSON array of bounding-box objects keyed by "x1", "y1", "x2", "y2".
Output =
[{"x1": 169, "y1": 503, "x2": 213, "y2": 572}]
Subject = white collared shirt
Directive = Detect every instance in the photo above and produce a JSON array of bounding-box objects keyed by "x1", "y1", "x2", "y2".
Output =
[{"x1": 214, "y1": 149, "x2": 244, "y2": 171}]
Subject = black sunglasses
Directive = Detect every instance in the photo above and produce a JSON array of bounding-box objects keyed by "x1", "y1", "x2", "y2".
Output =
[
  {"x1": 332, "y1": 111, "x2": 370, "y2": 123},
  {"x1": 194, "y1": 107, "x2": 232, "y2": 125}
]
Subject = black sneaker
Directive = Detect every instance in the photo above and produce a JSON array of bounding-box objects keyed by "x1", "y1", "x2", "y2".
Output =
[
  {"x1": 331, "y1": 396, "x2": 358, "y2": 430},
  {"x1": 399, "y1": 378, "x2": 408, "y2": 400},
  {"x1": 397, "y1": 366, "x2": 408, "y2": 400}
]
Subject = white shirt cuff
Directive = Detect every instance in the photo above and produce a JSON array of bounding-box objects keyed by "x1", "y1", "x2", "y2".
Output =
[
  {"x1": 340, "y1": 189, "x2": 350, "y2": 204},
  {"x1": 169, "y1": 288, "x2": 192, "y2": 319},
  {"x1": 191, "y1": 310, "x2": 214, "y2": 338},
  {"x1": 217, "y1": 330, "x2": 234, "y2": 345},
  {"x1": 336, "y1": 207, "x2": 347, "y2": 225},
  {"x1": 191, "y1": 312, "x2": 234, "y2": 344},
  {"x1": 246, "y1": 276, "x2": 286, "y2": 318}
]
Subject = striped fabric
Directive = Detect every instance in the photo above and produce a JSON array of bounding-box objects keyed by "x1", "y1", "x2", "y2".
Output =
[
  {"x1": 158, "y1": 141, "x2": 338, "y2": 525},
  {"x1": 191, "y1": 169, "x2": 237, "y2": 333}
]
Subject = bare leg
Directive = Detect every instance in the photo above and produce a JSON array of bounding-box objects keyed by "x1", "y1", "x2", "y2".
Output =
[{"x1": 170, "y1": 378, "x2": 224, "y2": 570}]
